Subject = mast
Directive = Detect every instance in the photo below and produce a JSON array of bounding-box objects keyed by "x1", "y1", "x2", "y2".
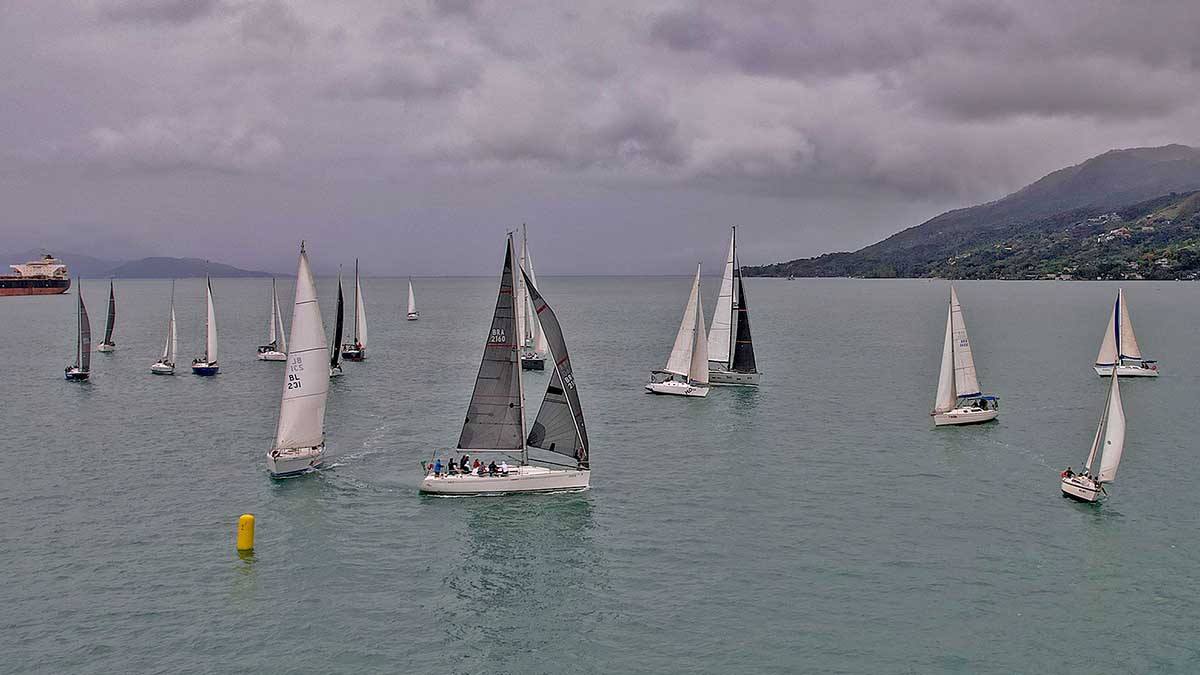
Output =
[
  {"x1": 163, "y1": 280, "x2": 176, "y2": 363},
  {"x1": 75, "y1": 283, "x2": 83, "y2": 368},
  {"x1": 352, "y1": 259, "x2": 367, "y2": 349},
  {"x1": 353, "y1": 260, "x2": 360, "y2": 342},
  {"x1": 274, "y1": 279, "x2": 286, "y2": 354},
  {"x1": 267, "y1": 279, "x2": 278, "y2": 347}
]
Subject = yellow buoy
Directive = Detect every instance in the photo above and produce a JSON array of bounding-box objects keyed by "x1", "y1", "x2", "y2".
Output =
[{"x1": 236, "y1": 514, "x2": 255, "y2": 552}]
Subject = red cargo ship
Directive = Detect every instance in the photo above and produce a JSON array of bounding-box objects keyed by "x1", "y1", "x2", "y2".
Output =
[{"x1": 0, "y1": 254, "x2": 72, "y2": 296}]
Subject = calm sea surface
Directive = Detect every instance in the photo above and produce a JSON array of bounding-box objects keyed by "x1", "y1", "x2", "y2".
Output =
[{"x1": 2, "y1": 276, "x2": 1198, "y2": 674}]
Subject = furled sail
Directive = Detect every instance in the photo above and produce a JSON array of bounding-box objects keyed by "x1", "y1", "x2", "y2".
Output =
[
  {"x1": 1116, "y1": 289, "x2": 1141, "y2": 359},
  {"x1": 1097, "y1": 372, "x2": 1126, "y2": 482},
  {"x1": 273, "y1": 243, "x2": 329, "y2": 451},
  {"x1": 730, "y1": 263, "x2": 758, "y2": 373},
  {"x1": 707, "y1": 227, "x2": 736, "y2": 368},
  {"x1": 204, "y1": 278, "x2": 218, "y2": 362},
  {"x1": 522, "y1": 268, "x2": 590, "y2": 466},
  {"x1": 949, "y1": 288, "x2": 981, "y2": 397},
  {"x1": 664, "y1": 266, "x2": 702, "y2": 377},
  {"x1": 933, "y1": 304, "x2": 955, "y2": 413},
  {"x1": 103, "y1": 281, "x2": 116, "y2": 345},
  {"x1": 77, "y1": 287, "x2": 91, "y2": 371},
  {"x1": 457, "y1": 236, "x2": 525, "y2": 451},
  {"x1": 331, "y1": 271, "x2": 344, "y2": 369}
]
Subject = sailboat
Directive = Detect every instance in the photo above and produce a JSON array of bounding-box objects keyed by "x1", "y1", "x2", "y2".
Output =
[
  {"x1": 707, "y1": 226, "x2": 760, "y2": 386},
  {"x1": 645, "y1": 264, "x2": 710, "y2": 397},
  {"x1": 267, "y1": 242, "x2": 330, "y2": 478},
  {"x1": 1093, "y1": 289, "x2": 1158, "y2": 377},
  {"x1": 419, "y1": 233, "x2": 591, "y2": 495},
  {"x1": 64, "y1": 280, "x2": 91, "y2": 381},
  {"x1": 256, "y1": 278, "x2": 287, "y2": 361},
  {"x1": 97, "y1": 280, "x2": 117, "y2": 352},
  {"x1": 151, "y1": 281, "x2": 178, "y2": 375},
  {"x1": 340, "y1": 259, "x2": 367, "y2": 361},
  {"x1": 330, "y1": 269, "x2": 345, "y2": 377},
  {"x1": 931, "y1": 287, "x2": 999, "y2": 425},
  {"x1": 1061, "y1": 367, "x2": 1126, "y2": 502},
  {"x1": 406, "y1": 278, "x2": 419, "y2": 320},
  {"x1": 517, "y1": 224, "x2": 549, "y2": 370},
  {"x1": 191, "y1": 277, "x2": 219, "y2": 376}
]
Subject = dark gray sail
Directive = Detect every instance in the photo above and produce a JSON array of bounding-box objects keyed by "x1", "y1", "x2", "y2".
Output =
[
  {"x1": 522, "y1": 268, "x2": 589, "y2": 467},
  {"x1": 331, "y1": 273, "x2": 344, "y2": 369},
  {"x1": 102, "y1": 281, "x2": 116, "y2": 345},
  {"x1": 78, "y1": 289, "x2": 92, "y2": 372},
  {"x1": 457, "y1": 236, "x2": 525, "y2": 451},
  {"x1": 730, "y1": 267, "x2": 757, "y2": 374}
]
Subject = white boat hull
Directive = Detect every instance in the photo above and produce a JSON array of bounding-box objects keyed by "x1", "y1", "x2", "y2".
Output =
[
  {"x1": 933, "y1": 408, "x2": 999, "y2": 426},
  {"x1": 257, "y1": 350, "x2": 286, "y2": 361},
  {"x1": 407, "y1": 313, "x2": 419, "y2": 320},
  {"x1": 150, "y1": 361, "x2": 175, "y2": 375},
  {"x1": 645, "y1": 380, "x2": 710, "y2": 397},
  {"x1": 420, "y1": 464, "x2": 589, "y2": 495},
  {"x1": 1060, "y1": 475, "x2": 1102, "y2": 502},
  {"x1": 268, "y1": 445, "x2": 325, "y2": 478},
  {"x1": 708, "y1": 369, "x2": 760, "y2": 386},
  {"x1": 1094, "y1": 364, "x2": 1159, "y2": 378},
  {"x1": 329, "y1": 365, "x2": 343, "y2": 378},
  {"x1": 97, "y1": 343, "x2": 115, "y2": 353}
]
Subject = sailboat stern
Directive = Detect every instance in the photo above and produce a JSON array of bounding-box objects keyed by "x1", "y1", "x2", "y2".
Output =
[
  {"x1": 268, "y1": 444, "x2": 325, "y2": 478},
  {"x1": 97, "y1": 342, "x2": 116, "y2": 353},
  {"x1": 150, "y1": 361, "x2": 175, "y2": 375},
  {"x1": 1060, "y1": 474, "x2": 1102, "y2": 502},
  {"x1": 191, "y1": 361, "x2": 219, "y2": 376},
  {"x1": 419, "y1": 464, "x2": 589, "y2": 495},
  {"x1": 521, "y1": 352, "x2": 546, "y2": 370},
  {"x1": 708, "y1": 367, "x2": 760, "y2": 386}
]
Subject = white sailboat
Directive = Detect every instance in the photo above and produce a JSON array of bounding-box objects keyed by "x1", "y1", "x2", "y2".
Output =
[
  {"x1": 64, "y1": 280, "x2": 91, "y2": 381},
  {"x1": 329, "y1": 269, "x2": 345, "y2": 377},
  {"x1": 420, "y1": 233, "x2": 591, "y2": 495},
  {"x1": 191, "y1": 277, "x2": 219, "y2": 376},
  {"x1": 707, "y1": 226, "x2": 760, "y2": 386},
  {"x1": 1061, "y1": 368, "x2": 1127, "y2": 502},
  {"x1": 517, "y1": 224, "x2": 549, "y2": 370},
  {"x1": 151, "y1": 281, "x2": 178, "y2": 375},
  {"x1": 97, "y1": 280, "x2": 117, "y2": 352},
  {"x1": 267, "y1": 242, "x2": 330, "y2": 478},
  {"x1": 646, "y1": 264, "x2": 710, "y2": 397},
  {"x1": 932, "y1": 287, "x2": 999, "y2": 425},
  {"x1": 1093, "y1": 288, "x2": 1158, "y2": 377},
  {"x1": 256, "y1": 278, "x2": 287, "y2": 361},
  {"x1": 340, "y1": 259, "x2": 367, "y2": 361},
  {"x1": 406, "y1": 278, "x2": 419, "y2": 320}
]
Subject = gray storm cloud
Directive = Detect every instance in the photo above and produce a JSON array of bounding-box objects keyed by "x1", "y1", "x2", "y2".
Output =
[{"x1": 1, "y1": 0, "x2": 1198, "y2": 274}]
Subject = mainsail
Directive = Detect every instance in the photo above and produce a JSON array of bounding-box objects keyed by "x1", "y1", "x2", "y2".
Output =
[
  {"x1": 707, "y1": 227, "x2": 736, "y2": 368},
  {"x1": 331, "y1": 271, "x2": 344, "y2": 369},
  {"x1": 102, "y1": 281, "x2": 116, "y2": 345},
  {"x1": 273, "y1": 280, "x2": 287, "y2": 354},
  {"x1": 730, "y1": 266, "x2": 757, "y2": 373},
  {"x1": 204, "y1": 277, "x2": 218, "y2": 362},
  {"x1": 353, "y1": 260, "x2": 367, "y2": 349},
  {"x1": 1097, "y1": 371, "x2": 1126, "y2": 482},
  {"x1": 457, "y1": 235, "x2": 525, "y2": 452},
  {"x1": 1117, "y1": 289, "x2": 1141, "y2": 359},
  {"x1": 1096, "y1": 289, "x2": 1142, "y2": 365},
  {"x1": 689, "y1": 271, "x2": 709, "y2": 385},
  {"x1": 664, "y1": 265, "x2": 703, "y2": 378},
  {"x1": 522, "y1": 229, "x2": 549, "y2": 354},
  {"x1": 933, "y1": 304, "x2": 956, "y2": 413},
  {"x1": 161, "y1": 281, "x2": 177, "y2": 363},
  {"x1": 273, "y1": 243, "x2": 329, "y2": 451},
  {"x1": 266, "y1": 280, "x2": 278, "y2": 347},
  {"x1": 949, "y1": 288, "x2": 981, "y2": 397},
  {"x1": 76, "y1": 286, "x2": 91, "y2": 372},
  {"x1": 522, "y1": 267, "x2": 590, "y2": 466},
  {"x1": 407, "y1": 279, "x2": 417, "y2": 315}
]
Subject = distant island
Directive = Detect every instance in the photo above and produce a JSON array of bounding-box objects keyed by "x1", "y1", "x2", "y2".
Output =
[
  {"x1": 745, "y1": 144, "x2": 1200, "y2": 280},
  {"x1": 1, "y1": 250, "x2": 271, "y2": 278}
]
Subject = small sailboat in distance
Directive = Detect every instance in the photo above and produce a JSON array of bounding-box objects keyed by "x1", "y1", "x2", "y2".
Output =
[
  {"x1": 97, "y1": 280, "x2": 116, "y2": 352},
  {"x1": 420, "y1": 233, "x2": 590, "y2": 495},
  {"x1": 268, "y1": 242, "x2": 330, "y2": 478},
  {"x1": 646, "y1": 264, "x2": 710, "y2": 397},
  {"x1": 1061, "y1": 367, "x2": 1126, "y2": 502},
  {"x1": 256, "y1": 278, "x2": 287, "y2": 361},
  {"x1": 932, "y1": 287, "x2": 998, "y2": 425},
  {"x1": 64, "y1": 280, "x2": 91, "y2": 381},
  {"x1": 707, "y1": 226, "x2": 760, "y2": 386},
  {"x1": 340, "y1": 259, "x2": 367, "y2": 361},
  {"x1": 151, "y1": 281, "x2": 178, "y2": 375},
  {"x1": 330, "y1": 268, "x2": 345, "y2": 377},
  {"x1": 1094, "y1": 288, "x2": 1158, "y2": 377},
  {"x1": 517, "y1": 224, "x2": 549, "y2": 370},
  {"x1": 191, "y1": 277, "x2": 219, "y2": 376},
  {"x1": 406, "y1": 278, "x2": 419, "y2": 320}
]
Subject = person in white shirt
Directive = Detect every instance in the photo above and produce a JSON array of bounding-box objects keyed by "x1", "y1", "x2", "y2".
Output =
[{"x1": 499, "y1": 460, "x2": 509, "y2": 475}]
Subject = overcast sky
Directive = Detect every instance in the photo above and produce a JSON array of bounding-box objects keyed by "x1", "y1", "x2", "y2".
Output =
[{"x1": 2, "y1": 0, "x2": 1199, "y2": 274}]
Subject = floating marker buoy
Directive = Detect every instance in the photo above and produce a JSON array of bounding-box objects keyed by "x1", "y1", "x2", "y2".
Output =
[{"x1": 237, "y1": 514, "x2": 255, "y2": 552}]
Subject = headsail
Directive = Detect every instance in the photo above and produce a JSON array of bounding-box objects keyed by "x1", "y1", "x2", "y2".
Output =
[
  {"x1": 407, "y1": 279, "x2": 417, "y2": 315},
  {"x1": 523, "y1": 228, "x2": 549, "y2": 354},
  {"x1": 1095, "y1": 292, "x2": 1120, "y2": 365},
  {"x1": 77, "y1": 285, "x2": 91, "y2": 371},
  {"x1": 730, "y1": 260, "x2": 758, "y2": 373},
  {"x1": 949, "y1": 288, "x2": 981, "y2": 397},
  {"x1": 162, "y1": 281, "x2": 177, "y2": 363},
  {"x1": 522, "y1": 267, "x2": 590, "y2": 466},
  {"x1": 353, "y1": 260, "x2": 367, "y2": 349},
  {"x1": 707, "y1": 227, "x2": 736, "y2": 368},
  {"x1": 273, "y1": 243, "x2": 329, "y2": 451},
  {"x1": 331, "y1": 270, "x2": 344, "y2": 369},
  {"x1": 933, "y1": 304, "x2": 955, "y2": 413},
  {"x1": 1117, "y1": 288, "x2": 1141, "y2": 359},
  {"x1": 103, "y1": 280, "x2": 116, "y2": 345},
  {"x1": 204, "y1": 277, "x2": 218, "y2": 362},
  {"x1": 689, "y1": 267, "x2": 709, "y2": 384},
  {"x1": 274, "y1": 280, "x2": 287, "y2": 354},
  {"x1": 266, "y1": 279, "x2": 278, "y2": 347},
  {"x1": 457, "y1": 235, "x2": 525, "y2": 452},
  {"x1": 1097, "y1": 371, "x2": 1126, "y2": 482},
  {"x1": 664, "y1": 266, "x2": 702, "y2": 377}
]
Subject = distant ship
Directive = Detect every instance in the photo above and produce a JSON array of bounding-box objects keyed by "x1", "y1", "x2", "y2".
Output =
[{"x1": 0, "y1": 254, "x2": 71, "y2": 296}]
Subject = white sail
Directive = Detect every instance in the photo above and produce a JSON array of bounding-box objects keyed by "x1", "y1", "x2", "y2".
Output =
[
  {"x1": 407, "y1": 279, "x2": 417, "y2": 315},
  {"x1": 354, "y1": 267, "x2": 368, "y2": 349},
  {"x1": 515, "y1": 235, "x2": 529, "y2": 347},
  {"x1": 1097, "y1": 372, "x2": 1126, "y2": 482},
  {"x1": 1095, "y1": 298, "x2": 1119, "y2": 365},
  {"x1": 689, "y1": 267, "x2": 709, "y2": 384},
  {"x1": 524, "y1": 241, "x2": 549, "y2": 354},
  {"x1": 266, "y1": 280, "x2": 278, "y2": 345},
  {"x1": 933, "y1": 304, "x2": 956, "y2": 413},
  {"x1": 949, "y1": 287, "x2": 981, "y2": 397},
  {"x1": 205, "y1": 278, "x2": 218, "y2": 362},
  {"x1": 1117, "y1": 288, "x2": 1141, "y2": 359},
  {"x1": 162, "y1": 282, "x2": 176, "y2": 362},
  {"x1": 273, "y1": 244, "x2": 329, "y2": 450},
  {"x1": 274, "y1": 281, "x2": 287, "y2": 353},
  {"x1": 664, "y1": 266, "x2": 702, "y2": 377},
  {"x1": 707, "y1": 227, "x2": 736, "y2": 368}
]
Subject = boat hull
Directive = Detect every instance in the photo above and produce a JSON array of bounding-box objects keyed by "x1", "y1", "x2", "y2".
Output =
[
  {"x1": 150, "y1": 361, "x2": 175, "y2": 375},
  {"x1": 420, "y1": 465, "x2": 589, "y2": 495},
  {"x1": 268, "y1": 445, "x2": 325, "y2": 478},
  {"x1": 0, "y1": 278, "x2": 71, "y2": 296},
  {"x1": 192, "y1": 362, "x2": 219, "y2": 376},
  {"x1": 708, "y1": 369, "x2": 760, "y2": 386},
  {"x1": 97, "y1": 343, "x2": 115, "y2": 353},
  {"x1": 521, "y1": 355, "x2": 545, "y2": 370},
  {"x1": 1094, "y1": 364, "x2": 1159, "y2": 378},
  {"x1": 1061, "y1": 475, "x2": 1102, "y2": 502},
  {"x1": 407, "y1": 313, "x2": 419, "y2": 320},
  {"x1": 933, "y1": 408, "x2": 999, "y2": 426},
  {"x1": 329, "y1": 365, "x2": 343, "y2": 378},
  {"x1": 645, "y1": 380, "x2": 710, "y2": 397},
  {"x1": 257, "y1": 350, "x2": 286, "y2": 361},
  {"x1": 64, "y1": 368, "x2": 89, "y2": 381},
  {"x1": 341, "y1": 346, "x2": 365, "y2": 361}
]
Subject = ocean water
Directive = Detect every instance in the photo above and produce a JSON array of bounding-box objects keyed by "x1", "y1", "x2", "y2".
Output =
[{"x1": 2, "y1": 276, "x2": 1198, "y2": 674}]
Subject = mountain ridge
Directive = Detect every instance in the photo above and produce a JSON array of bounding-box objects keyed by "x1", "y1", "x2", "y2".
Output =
[{"x1": 1, "y1": 250, "x2": 272, "y2": 278}]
